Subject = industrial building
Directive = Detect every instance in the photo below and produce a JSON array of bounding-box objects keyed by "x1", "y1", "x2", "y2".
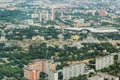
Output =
[{"x1": 64, "y1": 27, "x2": 119, "y2": 33}]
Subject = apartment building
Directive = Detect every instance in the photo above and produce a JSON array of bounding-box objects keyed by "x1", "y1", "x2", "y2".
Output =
[
  {"x1": 24, "y1": 59, "x2": 56, "y2": 80},
  {"x1": 63, "y1": 63, "x2": 86, "y2": 80},
  {"x1": 95, "y1": 55, "x2": 114, "y2": 70},
  {"x1": 48, "y1": 70, "x2": 58, "y2": 80}
]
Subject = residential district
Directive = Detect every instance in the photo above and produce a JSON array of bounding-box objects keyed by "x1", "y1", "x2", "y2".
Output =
[{"x1": 0, "y1": 0, "x2": 120, "y2": 80}]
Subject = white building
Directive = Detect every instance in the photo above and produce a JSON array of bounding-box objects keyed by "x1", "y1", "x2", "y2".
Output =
[
  {"x1": 118, "y1": 53, "x2": 120, "y2": 63},
  {"x1": 88, "y1": 72, "x2": 119, "y2": 80},
  {"x1": 24, "y1": 19, "x2": 34, "y2": 25},
  {"x1": 64, "y1": 27, "x2": 119, "y2": 33},
  {"x1": 95, "y1": 55, "x2": 114, "y2": 70},
  {"x1": 99, "y1": 73, "x2": 119, "y2": 80},
  {"x1": 74, "y1": 19, "x2": 85, "y2": 24},
  {"x1": 51, "y1": 8, "x2": 56, "y2": 21},
  {"x1": 48, "y1": 70, "x2": 58, "y2": 80},
  {"x1": 31, "y1": 13, "x2": 39, "y2": 18},
  {"x1": 88, "y1": 75, "x2": 104, "y2": 80},
  {"x1": 63, "y1": 66, "x2": 70, "y2": 80},
  {"x1": 32, "y1": 36, "x2": 45, "y2": 41},
  {"x1": 63, "y1": 63, "x2": 86, "y2": 80},
  {"x1": 38, "y1": 11, "x2": 51, "y2": 22}
]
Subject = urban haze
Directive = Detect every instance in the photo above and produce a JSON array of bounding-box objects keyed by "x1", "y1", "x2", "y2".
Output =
[{"x1": 0, "y1": 0, "x2": 120, "y2": 80}]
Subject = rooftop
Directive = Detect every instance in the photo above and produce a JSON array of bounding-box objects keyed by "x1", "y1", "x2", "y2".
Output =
[{"x1": 64, "y1": 27, "x2": 119, "y2": 33}]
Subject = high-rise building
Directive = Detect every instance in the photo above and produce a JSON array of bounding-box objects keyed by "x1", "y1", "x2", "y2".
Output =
[
  {"x1": 63, "y1": 63, "x2": 86, "y2": 80},
  {"x1": 117, "y1": 0, "x2": 120, "y2": 5},
  {"x1": 95, "y1": 55, "x2": 114, "y2": 70},
  {"x1": 101, "y1": 0, "x2": 104, "y2": 3},
  {"x1": 24, "y1": 59, "x2": 56, "y2": 80},
  {"x1": 24, "y1": 69, "x2": 40, "y2": 80},
  {"x1": 38, "y1": 11, "x2": 51, "y2": 22},
  {"x1": 48, "y1": 70, "x2": 58, "y2": 80},
  {"x1": 0, "y1": 30, "x2": 7, "y2": 41},
  {"x1": 51, "y1": 8, "x2": 56, "y2": 21},
  {"x1": 39, "y1": 13, "x2": 43, "y2": 22}
]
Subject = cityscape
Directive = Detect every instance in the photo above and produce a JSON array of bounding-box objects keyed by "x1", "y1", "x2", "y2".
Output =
[{"x1": 0, "y1": 0, "x2": 120, "y2": 80}]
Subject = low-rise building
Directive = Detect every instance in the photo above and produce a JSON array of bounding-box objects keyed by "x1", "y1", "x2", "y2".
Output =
[
  {"x1": 99, "y1": 73, "x2": 119, "y2": 80},
  {"x1": 32, "y1": 36, "x2": 45, "y2": 41},
  {"x1": 88, "y1": 75, "x2": 104, "y2": 80},
  {"x1": 98, "y1": 10, "x2": 108, "y2": 17},
  {"x1": 88, "y1": 73, "x2": 119, "y2": 80},
  {"x1": 24, "y1": 19, "x2": 34, "y2": 25}
]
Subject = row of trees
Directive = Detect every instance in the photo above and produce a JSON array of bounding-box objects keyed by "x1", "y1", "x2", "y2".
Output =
[
  {"x1": 69, "y1": 75, "x2": 87, "y2": 80},
  {"x1": 0, "y1": 51, "x2": 30, "y2": 79},
  {"x1": 5, "y1": 26, "x2": 61, "y2": 40},
  {"x1": 0, "y1": 42, "x2": 119, "y2": 79},
  {"x1": 0, "y1": 9, "x2": 30, "y2": 24},
  {"x1": 29, "y1": 42, "x2": 118, "y2": 62},
  {"x1": 103, "y1": 33, "x2": 120, "y2": 40},
  {"x1": 101, "y1": 63, "x2": 120, "y2": 76}
]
